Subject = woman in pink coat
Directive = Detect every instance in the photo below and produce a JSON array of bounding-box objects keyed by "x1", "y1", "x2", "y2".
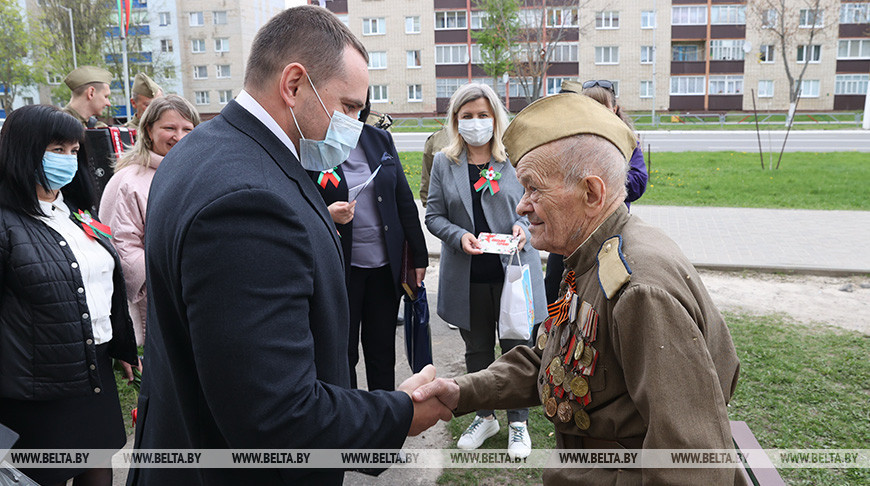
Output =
[{"x1": 99, "y1": 94, "x2": 200, "y2": 345}]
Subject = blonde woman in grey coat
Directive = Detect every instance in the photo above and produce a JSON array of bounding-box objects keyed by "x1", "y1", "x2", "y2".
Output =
[{"x1": 425, "y1": 83, "x2": 546, "y2": 460}]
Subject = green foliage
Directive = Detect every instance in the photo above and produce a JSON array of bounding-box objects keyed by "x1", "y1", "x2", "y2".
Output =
[
  {"x1": 401, "y1": 151, "x2": 424, "y2": 200},
  {"x1": 0, "y1": 0, "x2": 38, "y2": 112},
  {"x1": 471, "y1": 0, "x2": 521, "y2": 83}
]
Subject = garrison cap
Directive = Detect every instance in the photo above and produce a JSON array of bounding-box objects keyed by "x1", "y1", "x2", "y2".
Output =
[
  {"x1": 64, "y1": 66, "x2": 113, "y2": 90},
  {"x1": 503, "y1": 93, "x2": 637, "y2": 166},
  {"x1": 132, "y1": 73, "x2": 162, "y2": 98}
]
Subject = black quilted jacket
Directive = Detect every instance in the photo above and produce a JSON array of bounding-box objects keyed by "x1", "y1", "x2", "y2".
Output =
[{"x1": 0, "y1": 200, "x2": 138, "y2": 400}]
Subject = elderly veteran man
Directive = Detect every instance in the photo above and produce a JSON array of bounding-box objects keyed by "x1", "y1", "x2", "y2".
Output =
[
  {"x1": 124, "y1": 72, "x2": 164, "y2": 129},
  {"x1": 62, "y1": 66, "x2": 113, "y2": 128},
  {"x1": 413, "y1": 93, "x2": 744, "y2": 485}
]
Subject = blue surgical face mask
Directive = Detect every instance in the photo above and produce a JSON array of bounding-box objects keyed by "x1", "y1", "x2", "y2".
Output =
[
  {"x1": 289, "y1": 71, "x2": 364, "y2": 172},
  {"x1": 40, "y1": 151, "x2": 78, "y2": 191}
]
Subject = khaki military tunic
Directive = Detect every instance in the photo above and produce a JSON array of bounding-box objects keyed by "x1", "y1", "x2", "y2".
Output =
[
  {"x1": 62, "y1": 104, "x2": 107, "y2": 128},
  {"x1": 124, "y1": 114, "x2": 140, "y2": 130},
  {"x1": 454, "y1": 205, "x2": 745, "y2": 485}
]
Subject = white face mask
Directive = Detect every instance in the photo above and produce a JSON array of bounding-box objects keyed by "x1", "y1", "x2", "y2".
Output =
[{"x1": 457, "y1": 118, "x2": 493, "y2": 147}]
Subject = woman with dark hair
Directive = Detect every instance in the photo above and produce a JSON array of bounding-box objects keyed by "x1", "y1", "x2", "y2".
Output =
[{"x1": 0, "y1": 104, "x2": 139, "y2": 486}]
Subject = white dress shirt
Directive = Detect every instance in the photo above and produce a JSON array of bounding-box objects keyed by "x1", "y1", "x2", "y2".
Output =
[{"x1": 235, "y1": 89, "x2": 300, "y2": 160}]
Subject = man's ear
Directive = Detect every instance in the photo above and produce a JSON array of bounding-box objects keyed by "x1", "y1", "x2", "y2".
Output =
[
  {"x1": 579, "y1": 175, "x2": 607, "y2": 213},
  {"x1": 86, "y1": 86, "x2": 96, "y2": 101},
  {"x1": 279, "y1": 63, "x2": 306, "y2": 109}
]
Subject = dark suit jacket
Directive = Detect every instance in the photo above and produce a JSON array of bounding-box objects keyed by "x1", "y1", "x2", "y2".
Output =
[
  {"x1": 306, "y1": 125, "x2": 427, "y2": 297},
  {"x1": 128, "y1": 100, "x2": 413, "y2": 485}
]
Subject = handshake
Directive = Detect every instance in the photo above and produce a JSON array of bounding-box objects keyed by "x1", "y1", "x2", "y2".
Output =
[{"x1": 398, "y1": 365, "x2": 460, "y2": 436}]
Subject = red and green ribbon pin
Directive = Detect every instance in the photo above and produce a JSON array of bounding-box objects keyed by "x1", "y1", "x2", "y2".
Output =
[
  {"x1": 74, "y1": 210, "x2": 112, "y2": 240},
  {"x1": 474, "y1": 167, "x2": 501, "y2": 195},
  {"x1": 317, "y1": 168, "x2": 341, "y2": 188}
]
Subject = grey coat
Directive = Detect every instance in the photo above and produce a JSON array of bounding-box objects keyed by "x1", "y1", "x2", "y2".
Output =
[{"x1": 425, "y1": 151, "x2": 547, "y2": 330}]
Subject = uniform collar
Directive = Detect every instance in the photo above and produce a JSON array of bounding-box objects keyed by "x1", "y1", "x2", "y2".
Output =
[{"x1": 564, "y1": 204, "x2": 630, "y2": 275}]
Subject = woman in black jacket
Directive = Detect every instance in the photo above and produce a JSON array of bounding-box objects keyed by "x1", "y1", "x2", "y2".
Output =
[{"x1": 0, "y1": 105, "x2": 139, "y2": 486}]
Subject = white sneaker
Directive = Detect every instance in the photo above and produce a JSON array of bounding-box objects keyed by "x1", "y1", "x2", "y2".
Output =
[
  {"x1": 457, "y1": 416, "x2": 499, "y2": 450},
  {"x1": 507, "y1": 422, "x2": 532, "y2": 460}
]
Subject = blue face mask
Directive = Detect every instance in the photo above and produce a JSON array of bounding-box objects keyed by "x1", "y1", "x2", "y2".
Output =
[
  {"x1": 41, "y1": 151, "x2": 78, "y2": 191},
  {"x1": 289, "y1": 71, "x2": 364, "y2": 172}
]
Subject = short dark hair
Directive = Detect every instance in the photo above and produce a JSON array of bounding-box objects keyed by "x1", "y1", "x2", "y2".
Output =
[
  {"x1": 0, "y1": 104, "x2": 86, "y2": 217},
  {"x1": 244, "y1": 5, "x2": 368, "y2": 91}
]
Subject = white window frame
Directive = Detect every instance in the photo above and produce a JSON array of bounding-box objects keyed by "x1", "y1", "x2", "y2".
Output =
[
  {"x1": 213, "y1": 11, "x2": 227, "y2": 25},
  {"x1": 594, "y1": 46, "x2": 619, "y2": 65},
  {"x1": 711, "y1": 5, "x2": 746, "y2": 25},
  {"x1": 471, "y1": 44, "x2": 482, "y2": 64},
  {"x1": 435, "y1": 44, "x2": 468, "y2": 65},
  {"x1": 408, "y1": 84, "x2": 422, "y2": 102},
  {"x1": 797, "y1": 79, "x2": 820, "y2": 98},
  {"x1": 370, "y1": 85, "x2": 388, "y2": 103},
  {"x1": 160, "y1": 39, "x2": 173, "y2": 53},
  {"x1": 362, "y1": 17, "x2": 386, "y2": 36},
  {"x1": 550, "y1": 42, "x2": 578, "y2": 63},
  {"x1": 837, "y1": 39, "x2": 870, "y2": 60},
  {"x1": 47, "y1": 72, "x2": 62, "y2": 85},
  {"x1": 193, "y1": 65, "x2": 208, "y2": 80},
  {"x1": 640, "y1": 46, "x2": 654, "y2": 64},
  {"x1": 194, "y1": 91, "x2": 209, "y2": 105},
  {"x1": 517, "y1": 10, "x2": 542, "y2": 28},
  {"x1": 214, "y1": 38, "x2": 229, "y2": 53},
  {"x1": 406, "y1": 50, "x2": 421, "y2": 68},
  {"x1": 672, "y1": 6, "x2": 706, "y2": 25},
  {"x1": 436, "y1": 78, "x2": 465, "y2": 98},
  {"x1": 709, "y1": 75, "x2": 743, "y2": 95},
  {"x1": 641, "y1": 11, "x2": 656, "y2": 29},
  {"x1": 189, "y1": 11, "x2": 203, "y2": 27},
  {"x1": 760, "y1": 45, "x2": 775, "y2": 63},
  {"x1": 548, "y1": 8, "x2": 578, "y2": 28},
  {"x1": 368, "y1": 51, "x2": 387, "y2": 70},
  {"x1": 405, "y1": 16, "x2": 420, "y2": 34},
  {"x1": 216, "y1": 64, "x2": 231, "y2": 78},
  {"x1": 546, "y1": 77, "x2": 574, "y2": 95},
  {"x1": 670, "y1": 76, "x2": 706, "y2": 95},
  {"x1": 471, "y1": 11, "x2": 489, "y2": 29},
  {"x1": 835, "y1": 74, "x2": 869, "y2": 95},
  {"x1": 434, "y1": 11, "x2": 466, "y2": 30},
  {"x1": 758, "y1": 80, "x2": 774, "y2": 98},
  {"x1": 337, "y1": 14, "x2": 349, "y2": 27},
  {"x1": 191, "y1": 39, "x2": 205, "y2": 53},
  {"x1": 595, "y1": 11, "x2": 619, "y2": 29},
  {"x1": 840, "y1": 3, "x2": 870, "y2": 24},
  {"x1": 219, "y1": 90, "x2": 232, "y2": 105},
  {"x1": 796, "y1": 44, "x2": 821, "y2": 63},
  {"x1": 158, "y1": 11, "x2": 171, "y2": 26},
  {"x1": 762, "y1": 9, "x2": 778, "y2": 29},
  {"x1": 640, "y1": 80, "x2": 654, "y2": 98},
  {"x1": 799, "y1": 9, "x2": 824, "y2": 28},
  {"x1": 710, "y1": 40, "x2": 745, "y2": 61}
]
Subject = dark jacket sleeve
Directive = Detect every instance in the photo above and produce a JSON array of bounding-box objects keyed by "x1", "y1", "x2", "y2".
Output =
[
  {"x1": 179, "y1": 188, "x2": 413, "y2": 451},
  {"x1": 625, "y1": 142, "x2": 648, "y2": 204}
]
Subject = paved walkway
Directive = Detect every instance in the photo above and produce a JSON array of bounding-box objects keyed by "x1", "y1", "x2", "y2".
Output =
[{"x1": 416, "y1": 201, "x2": 870, "y2": 275}]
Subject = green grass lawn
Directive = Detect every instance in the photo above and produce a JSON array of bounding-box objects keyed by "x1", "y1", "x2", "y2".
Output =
[
  {"x1": 399, "y1": 151, "x2": 870, "y2": 211},
  {"x1": 437, "y1": 312, "x2": 870, "y2": 485}
]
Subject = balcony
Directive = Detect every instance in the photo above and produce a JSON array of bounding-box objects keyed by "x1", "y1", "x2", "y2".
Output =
[{"x1": 671, "y1": 43, "x2": 705, "y2": 74}]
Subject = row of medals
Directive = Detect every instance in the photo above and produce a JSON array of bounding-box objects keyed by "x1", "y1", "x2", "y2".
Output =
[{"x1": 537, "y1": 289, "x2": 597, "y2": 431}]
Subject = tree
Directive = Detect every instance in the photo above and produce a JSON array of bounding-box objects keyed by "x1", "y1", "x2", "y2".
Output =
[
  {"x1": 0, "y1": 0, "x2": 39, "y2": 113},
  {"x1": 472, "y1": 0, "x2": 521, "y2": 88}
]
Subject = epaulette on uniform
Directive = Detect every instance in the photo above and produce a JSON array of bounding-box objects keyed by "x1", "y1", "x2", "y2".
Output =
[{"x1": 597, "y1": 235, "x2": 631, "y2": 300}]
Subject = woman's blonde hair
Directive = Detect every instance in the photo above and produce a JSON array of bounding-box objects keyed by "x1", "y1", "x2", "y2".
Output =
[
  {"x1": 115, "y1": 94, "x2": 201, "y2": 172},
  {"x1": 442, "y1": 83, "x2": 509, "y2": 164}
]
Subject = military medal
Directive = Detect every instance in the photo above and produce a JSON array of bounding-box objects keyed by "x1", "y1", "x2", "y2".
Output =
[
  {"x1": 573, "y1": 338, "x2": 585, "y2": 361},
  {"x1": 545, "y1": 398, "x2": 557, "y2": 417},
  {"x1": 557, "y1": 401, "x2": 573, "y2": 423},
  {"x1": 580, "y1": 345, "x2": 594, "y2": 368},
  {"x1": 569, "y1": 376, "x2": 588, "y2": 398},
  {"x1": 540, "y1": 384, "x2": 551, "y2": 404},
  {"x1": 550, "y1": 358, "x2": 565, "y2": 386},
  {"x1": 574, "y1": 409, "x2": 591, "y2": 430},
  {"x1": 536, "y1": 332, "x2": 548, "y2": 350}
]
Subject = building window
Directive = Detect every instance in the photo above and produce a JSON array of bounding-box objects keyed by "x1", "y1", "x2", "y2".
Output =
[
  {"x1": 435, "y1": 11, "x2": 466, "y2": 30},
  {"x1": 407, "y1": 50, "x2": 421, "y2": 68},
  {"x1": 550, "y1": 42, "x2": 578, "y2": 63},
  {"x1": 363, "y1": 17, "x2": 386, "y2": 35},
  {"x1": 164, "y1": 66, "x2": 175, "y2": 79},
  {"x1": 640, "y1": 46, "x2": 654, "y2": 64},
  {"x1": 213, "y1": 11, "x2": 227, "y2": 25},
  {"x1": 546, "y1": 77, "x2": 575, "y2": 95},
  {"x1": 796, "y1": 44, "x2": 821, "y2": 63},
  {"x1": 799, "y1": 9, "x2": 824, "y2": 28},
  {"x1": 710, "y1": 40, "x2": 745, "y2": 61},
  {"x1": 191, "y1": 39, "x2": 205, "y2": 53},
  {"x1": 47, "y1": 72, "x2": 62, "y2": 85},
  {"x1": 641, "y1": 11, "x2": 656, "y2": 29},
  {"x1": 219, "y1": 90, "x2": 233, "y2": 104},
  {"x1": 194, "y1": 91, "x2": 209, "y2": 105},
  {"x1": 760, "y1": 45, "x2": 775, "y2": 63},
  {"x1": 193, "y1": 65, "x2": 208, "y2": 80},
  {"x1": 189, "y1": 11, "x2": 203, "y2": 27},
  {"x1": 797, "y1": 79, "x2": 820, "y2": 98},
  {"x1": 840, "y1": 3, "x2": 870, "y2": 24},
  {"x1": 405, "y1": 16, "x2": 420, "y2": 33},
  {"x1": 435, "y1": 44, "x2": 468, "y2": 64},
  {"x1": 158, "y1": 11, "x2": 171, "y2": 26},
  {"x1": 762, "y1": 9, "x2": 778, "y2": 29},
  {"x1": 595, "y1": 11, "x2": 619, "y2": 29},
  {"x1": 838, "y1": 39, "x2": 870, "y2": 59},
  {"x1": 672, "y1": 6, "x2": 706, "y2": 25},
  {"x1": 22, "y1": 96, "x2": 34, "y2": 105},
  {"x1": 408, "y1": 84, "x2": 422, "y2": 102},
  {"x1": 471, "y1": 11, "x2": 489, "y2": 29},
  {"x1": 835, "y1": 74, "x2": 869, "y2": 95},
  {"x1": 368, "y1": 51, "x2": 387, "y2": 70},
  {"x1": 709, "y1": 75, "x2": 743, "y2": 95},
  {"x1": 216, "y1": 64, "x2": 231, "y2": 78},
  {"x1": 758, "y1": 80, "x2": 774, "y2": 98},
  {"x1": 672, "y1": 45, "x2": 703, "y2": 62},
  {"x1": 370, "y1": 85, "x2": 388, "y2": 103},
  {"x1": 337, "y1": 14, "x2": 349, "y2": 26},
  {"x1": 548, "y1": 8, "x2": 578, "y2": 27},
  {"x1": 711, "y1": 5, "x2": 746, "y2": 25},
  {"x1": 160, "y1": 39, "x2": 173, "y2": 53},
  {"x1": 517, "y1": 10, "x2": 542, "y2": 28},
  {"x1": 640, "y1": 80, "x2": 654, "y2": 98},
  {"x1": 214, "y1": 38, "x2": 229, "y2": 52},
  {"x1": 670, "y1": 76, "x2": 705, "y2": 95},
  {"x1": 436, "y1": 78, "x2": 465, "y2": 98},
  {"x1": 594, "y1": 46, "x2": 619, "y2": 64}
]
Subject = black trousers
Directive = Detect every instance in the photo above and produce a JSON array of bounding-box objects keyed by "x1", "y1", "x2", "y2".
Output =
[{"x1": 347, "y1": 265, "x2": 400, "y2": 391}]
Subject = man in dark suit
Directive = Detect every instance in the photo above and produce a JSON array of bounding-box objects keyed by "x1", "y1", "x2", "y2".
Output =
[{"x1": 129, "y1": 7, "x2": 450, "y2": 485}]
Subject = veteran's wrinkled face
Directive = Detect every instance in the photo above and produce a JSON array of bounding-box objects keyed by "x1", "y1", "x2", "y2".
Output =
[{"x1": 515, "y1": 144, "x2": 588, "y2": 256}]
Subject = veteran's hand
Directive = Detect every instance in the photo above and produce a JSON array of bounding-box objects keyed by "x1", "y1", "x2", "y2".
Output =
[
  {"x1": 460, "y1": 233, "x2": 484, "y2": 255},
  {"x1": 399, "y1": 365, "x2": 454, "y2": 436},
  {"x1": 415, "y1": 267, "x2": 426, "y2": 287},
  {"x1": 328, "y1": 201, "x2": 356, "y2": 224},
  {"x1": 412, "y1": 377, "x2": 460, "y2": 412},
  {"x1": 121, "y1": 357, "x2": 142, "y2": 384},
  {"x1": 512, "y1": 224, "x2": 526, "y2": 251}
]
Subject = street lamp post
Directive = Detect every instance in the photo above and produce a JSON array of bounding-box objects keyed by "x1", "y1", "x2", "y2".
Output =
[{"x1": 58, "y1": 5, "x2": 77, "y2": 70}]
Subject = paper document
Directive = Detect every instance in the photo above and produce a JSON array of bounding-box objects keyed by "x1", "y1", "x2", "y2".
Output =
[
  {"x1": 348, "y1": 165, "x2": 382, "y2": 201},
  {"x1": 477, "y1": 232, "x2": 520, "y2": 254}
]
